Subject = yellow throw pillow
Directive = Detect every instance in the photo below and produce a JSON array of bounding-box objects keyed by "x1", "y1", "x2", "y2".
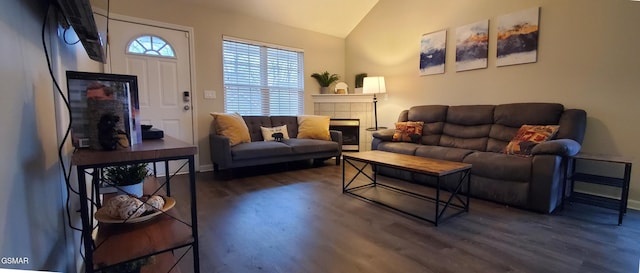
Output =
[
  {"x1": 209, "y1": 112, "x2": 251, "y2": 146},
  {"x1": 297, "y1": 115, "x2": 331, "y2": 140}
]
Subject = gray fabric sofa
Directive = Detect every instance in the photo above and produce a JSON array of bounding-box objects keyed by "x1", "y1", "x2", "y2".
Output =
[
  {"x1": 372, "y1": 103, "x2": 587, "y2": 213},
  {"x1": 210, "y1": 116, "x2": 342, "y2": 171}
]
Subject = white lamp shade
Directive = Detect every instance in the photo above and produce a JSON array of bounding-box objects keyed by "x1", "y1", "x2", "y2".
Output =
[{"x1": 362, "y1": 77, "x2": 386, "y2": 94}]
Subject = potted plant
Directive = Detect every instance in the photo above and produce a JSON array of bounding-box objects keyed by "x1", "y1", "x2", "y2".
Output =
[
  {"x1": 101, "y1": 256, "x2": 154, "y2": 273},
  {"x1": 104, "y1": 163, "x2": 149, "y2": 197},
  {"x1": 310, "y1": 71, "x2": 340, "y2": 94},
  {"x1": 355, "y1": 73, "x2": 368, "y2": 93}
]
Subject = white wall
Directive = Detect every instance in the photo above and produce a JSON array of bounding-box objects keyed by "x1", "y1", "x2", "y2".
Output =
[
  {"x1": 0, "y1": 0, "x2": 101, "y2": 271},
  {"x1": 102, "y1": 0, "x2": 346, "y2": 170},
  {"x1": 346, "y1": 0, "x2": 640, "y2": 208}
]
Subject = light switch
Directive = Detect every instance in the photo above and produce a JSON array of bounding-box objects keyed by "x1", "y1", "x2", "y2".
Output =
[{"x1": 204, "y1": 90, "x2": 216, "y2": 99}]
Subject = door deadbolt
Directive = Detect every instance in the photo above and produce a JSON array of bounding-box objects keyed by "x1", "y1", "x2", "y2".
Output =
[{"x1": 183, "y1": 91, "x2": 190, "y2": 102}]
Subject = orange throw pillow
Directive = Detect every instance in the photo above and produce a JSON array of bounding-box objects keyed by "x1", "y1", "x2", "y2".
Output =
[
  {"x1": 392, "y1": 121, "x2": 424, "y2": 143},
  {"x1": 504, "y1": 125, "x2": 560, "y2": 156}
]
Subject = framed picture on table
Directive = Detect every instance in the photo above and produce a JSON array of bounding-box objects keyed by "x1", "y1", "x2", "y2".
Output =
[{"x1": 66, "y1": 71, "x2": 141, "y2": 149}]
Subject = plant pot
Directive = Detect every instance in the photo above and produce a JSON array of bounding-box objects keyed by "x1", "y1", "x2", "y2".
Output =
[
  {"x1": 117, "y1": 181, "x2": 144, "y2": 197},
  {"x1": 320, "y1": 87, "x2": 330, "y2": 94}
]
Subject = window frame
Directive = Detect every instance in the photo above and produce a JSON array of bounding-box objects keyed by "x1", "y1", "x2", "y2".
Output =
[
  {"x1": 126, "y1": 35, "x2": 176, "y2": 58},
  {"x1": 222, "y1": 36, "x2": 305, "y2": 116}
]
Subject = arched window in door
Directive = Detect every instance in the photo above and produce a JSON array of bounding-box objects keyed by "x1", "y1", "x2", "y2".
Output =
[{"x1": 126, "y1": 35, "x2": 176, "y2": 57}]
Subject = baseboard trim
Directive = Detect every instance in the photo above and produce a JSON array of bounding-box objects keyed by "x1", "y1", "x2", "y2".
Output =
[
  {"x1": 199, "y1": 164, "x2": 214, "y2": 172},
  {"x1": 628, "y1": 199, "x2": 640, "y2": 211},
  {"x1": 574, "y1": 190, "x2": 639, "y2": 211}
]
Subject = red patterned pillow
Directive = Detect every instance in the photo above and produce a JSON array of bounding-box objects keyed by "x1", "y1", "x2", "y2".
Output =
[
  {"x1": 392, "y1": 121, "x2": 424, "y2": 143},
  {"x1": 504, "y1": 125, "x2": 560, "y2": 156}
]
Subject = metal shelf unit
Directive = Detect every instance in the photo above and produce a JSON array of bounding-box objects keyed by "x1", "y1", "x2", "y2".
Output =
[
  {"x1": 72, "y1": 137, "x2": 199, "y2": 273},
  {"x1": 567, "y1": 153, "x2": 632, "y2": 225}
]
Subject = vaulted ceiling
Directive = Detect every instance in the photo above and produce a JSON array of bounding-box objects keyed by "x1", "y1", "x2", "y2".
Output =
[{"x1": 178, "y1": 0, "x2": 379, "y2": 38}]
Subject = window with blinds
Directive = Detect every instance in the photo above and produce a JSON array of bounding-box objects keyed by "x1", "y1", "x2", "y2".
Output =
[{"x1": 222, "y1": 38, "x2": 304, "y2": 115}]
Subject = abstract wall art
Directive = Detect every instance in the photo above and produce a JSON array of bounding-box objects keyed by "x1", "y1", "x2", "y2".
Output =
[
  {"x1": 419, "y1": 30, "x2": 447, "y2": 76},
  {"x1": 455, "y1": 20, "x2": 489, "y2": 72},
  {"x1": 496, "y1": 7, "x2": 540, "y2": 67}
]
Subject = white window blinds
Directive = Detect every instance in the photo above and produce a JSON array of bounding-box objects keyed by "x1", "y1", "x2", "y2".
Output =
[{"x1": 222, "y1": 38, "x2": 304, "y2": 115}]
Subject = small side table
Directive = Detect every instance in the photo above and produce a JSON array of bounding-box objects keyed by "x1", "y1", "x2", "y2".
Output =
[{"x1": 567, "y1": 153, "x2": 632, "y2": 225}]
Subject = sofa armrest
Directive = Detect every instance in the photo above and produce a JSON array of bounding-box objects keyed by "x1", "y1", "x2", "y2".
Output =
[
  {"x1": 531, "y1": 139, "x2": 581, "y2": 157},
  {"x1": 372, "y1": 129, "x2": 395, "y2": 141},
  {"x1": 209, "y1": 134, "x2": 232, "y2": 169},
  {"x1": 529, "y1": 154, "x2": 563, "y2": 213},
  {"x1": 330, "y1": 130, "x2": 343, "y2": 154}
]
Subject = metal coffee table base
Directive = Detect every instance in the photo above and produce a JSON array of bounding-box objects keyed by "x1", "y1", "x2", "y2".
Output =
[{"x1": 342, "y1": 158, "x2": 470, "y2": 226}]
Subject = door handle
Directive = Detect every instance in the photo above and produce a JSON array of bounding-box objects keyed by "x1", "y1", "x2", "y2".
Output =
[{"x1": 184, "y1": 105, "x2": 190, "y2": 110}]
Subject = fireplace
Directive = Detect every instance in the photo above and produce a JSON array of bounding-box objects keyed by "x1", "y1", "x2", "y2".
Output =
[{"x1": 330, "y1": 119, "x2": 360, "y2": 151}]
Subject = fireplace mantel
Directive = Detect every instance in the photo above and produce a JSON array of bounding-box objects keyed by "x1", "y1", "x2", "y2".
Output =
[{"x1": 311, "y1": 94, "x2": 373, "y2": 103}]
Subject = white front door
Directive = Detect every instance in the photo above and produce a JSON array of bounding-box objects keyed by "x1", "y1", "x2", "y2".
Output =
[{"x1": 107, "y1": 19, "x2": 195, "y2": 174}]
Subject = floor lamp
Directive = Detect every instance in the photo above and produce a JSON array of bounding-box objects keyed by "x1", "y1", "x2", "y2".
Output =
[{"x1": 363, "y1": 76, "x2": 387, "y2": 131}]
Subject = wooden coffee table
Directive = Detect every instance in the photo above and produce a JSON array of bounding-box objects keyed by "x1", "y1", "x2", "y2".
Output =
[{"x1": 342, "y1": 151, "x2": 472, "y2": 226}]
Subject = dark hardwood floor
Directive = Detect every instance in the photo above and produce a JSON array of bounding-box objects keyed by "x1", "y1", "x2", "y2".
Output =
[{"x1": 170, "y1": 160, "x2": 640, "y2": 273}]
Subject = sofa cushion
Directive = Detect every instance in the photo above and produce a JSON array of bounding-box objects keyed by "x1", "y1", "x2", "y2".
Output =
[
  {"x1": 284, "y1": 138, "x2": 339, "y2": 154},
  {"x1": 470, "y1": 175, "x2": 529, "y2": 207},
  {"x1": 392, "y1": 121, "x2": 424, "y2": 143},
  {"x1": 269, "y1": 116, "x2": 299, "y2": 138},
  {"x1": 494, "y1": 103, "x2": 563, "y2": 127},
  {"x1": 261, "y1": 125, "x2": 290, "y2": 141},
  {"x1": 487, "y1": 124, "x2": 519, "y2": 152},
  {"x1": 297, "y1": 115, "x2": 331, "y2": 140},
  {"x1": 242, "y1": 116, "x2": 273, "y2": 141},
  {"x1": 407, "y1": 105, "x2": 447, "y2": 145},
  {"x1": 415, "y1": 146, "x2": 474, "y2": 162},
  {"x1": 376, "y1": 142, "x2": 420, "y2": 155},
  {"x1": 487, "y1": 103, "x2": 564, "y2": 153},
  {"x1": 407, "y1": 105, "x2": 448, "y2": 122},
  {"x1": 463, "y1": 151, "x2": 531, "y2": 182},
  {"x1": 210, "y1": 112, "x2": 251, "y2": 146},
  {"x1": 446, "y1": 105, "x2": 495, "y2": 125},
  {"x1": 231, "y1": 141, "x2": 292, "y2": 160},
  {"x1": 504, "y1": 125, "x2": 560, "y2": 156},
  {"x1": 440, "y1": 123, "x2": 492, "y2": 150},
  {"x1": 439, "y1": 105, "x2": 494, "y2": 151}
]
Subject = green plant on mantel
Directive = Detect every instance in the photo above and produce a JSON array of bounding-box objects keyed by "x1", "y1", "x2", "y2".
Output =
[
  {"x1": 310, "y1": 71, "x2": 340, "y2": 87},
  {"x1": 104, "y1": 163, "x2": 149, "y2": 186},
  {"x1": 355, "y1": 73, "x2": 367, "y2": 88}
]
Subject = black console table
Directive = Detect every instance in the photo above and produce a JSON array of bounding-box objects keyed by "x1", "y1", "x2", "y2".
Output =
[
  {"x1": 72, "y1": 137, "x2": 199, "y2": 272},
  {"x1": 567, "y1": 153, "x2": 632, "y2": 225}
]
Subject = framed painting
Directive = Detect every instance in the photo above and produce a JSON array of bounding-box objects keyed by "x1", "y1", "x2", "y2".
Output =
[
  {"x1": 419, "y1": 30, "x2": 447, "y2": 76},
  {"x1": 66, "y1": 71, "x2": 141, "y2": 149},
  {"x1": 496, "y1": 7, "x2": 540, "y2": 67},
  {"x1": 456, "y1": 19, "x2": 489, "y2": 72}
]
